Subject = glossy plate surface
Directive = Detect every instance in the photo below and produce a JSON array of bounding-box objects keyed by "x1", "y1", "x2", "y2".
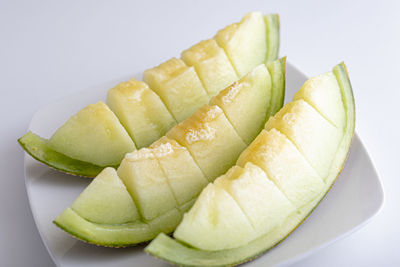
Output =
[{"x1": 23, "y1": 63, "x2": 384, "y2": 267}]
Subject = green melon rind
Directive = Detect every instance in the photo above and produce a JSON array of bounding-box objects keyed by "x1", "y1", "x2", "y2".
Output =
[
  {"x1": 18, "y1": 132, "x2": 107, "y2": 178},
  {"x1": 144, "y1": 62, "x2": 355, "y2": 266},
  {"x1": 265, "y1": 14, "x2": 280, "y2": 62},
  {"x1": 266, "y1": 56, "x2": 286, "y2": 117}
]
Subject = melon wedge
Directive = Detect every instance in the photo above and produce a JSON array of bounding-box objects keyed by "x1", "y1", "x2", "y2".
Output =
[
  {"x1": 19, "y1": 12, "x2": 280, "y2": 177},
  {"x1": 54, "y1": 58, "x2": 286, "y2": 247},
  {"x1": 145, "y1": 62, "x2": 355, "y2": 266}
]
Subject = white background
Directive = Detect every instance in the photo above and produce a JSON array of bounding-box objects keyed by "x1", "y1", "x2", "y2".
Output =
[{"x1": 1, "y1": 0, "x2": 399, "y2": 266}]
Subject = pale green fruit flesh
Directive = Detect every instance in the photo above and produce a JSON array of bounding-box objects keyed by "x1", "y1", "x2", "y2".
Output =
[
  {"x1": 264, "y1": 14, "x2": 280, "y2": 62},
  {"x1": 167, "y1": 104, "x2": 247, "y2": 181},
  {"x1": 181, "y1": 39, "x2": 238, "y2": 97},
  {"x1": 210, "y1": 64, "x2": 272, "y2": 144},
  {"x1": 71, "y1": 167, "x2": 139, "y2": 224},
  {"x1": 143, "y1": 58, "x2": 210, "y2": 122},
  {"x1": 145, "y1": 62, "x2": 355, "y2": 266},
  {"x1": 107, "y1": 79, "x2": 176, "y2": 148},
  {"x1": 215, "y1": 12, "x2": 267, "y2": 78},
  {"x1": 48, "y1": 102, "x2": 136, "y2": 166},
  {"x1": 54, "y1": 58, "x2": 286, "y2": 247}
]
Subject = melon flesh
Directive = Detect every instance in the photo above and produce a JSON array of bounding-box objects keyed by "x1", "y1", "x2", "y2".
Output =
[
  {"x1": 214, "y1": 12, "x2": 267, "y2": 78},
  {"x1": 181, "y1": 39, "x2": 238, "y2": 97},
  {"x1": 107, "y1": 79, "x2": 176, "y2": 148},
  {"x1": 174, "y1": 184, "x2": 256, "y2": 251},
  {"x1": 167, "y1": 105, "x2": 247, "y2": 181},
  {"x1": 48, "y1": 101, "x2": 135, "y2": 166},
  {"x1": 237, "y1": 129, "x2": 325, "y2": 207},
  {"x1": 71, "y1": 167, "x2": 139, "y2": 224},
  {"x1": 143, "y1": 58, "x2": 209, "y2": 122},
  {"x1": 150, "y1": 137, "x2": 209, "y2": 206},
  {"x1": 210, "y1": 64, "x2": 272, "y2": 144},
  {"x1": 117, "y1": 149, "x2": 177, "y2": 221},
  {"x1": 265, "y1": 100, "x2": 343, "y2": 179}
]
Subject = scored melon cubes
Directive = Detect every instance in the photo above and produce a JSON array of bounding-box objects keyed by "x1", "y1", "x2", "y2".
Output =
[
  {"x1": 210, "y1": 64, "x2": 271, "y2": 144},
  {"x1": 48, "y1": 102, "x2": 135, "y2": 167},
  {"x1": 174, "y1": 183, "x2": 256, "y2": 251},
  {"x1": 265, "y1": 100, "x2": 343, "y2": 179},
  {"x1": 143, "y1": 58, "x2": 209, "y2": 122},
  {"x1": 107, "y1": 79, "x2": 176, "y2": 148},
  {"x1": 181, "y1": 39, "x2": 238, "y2": 97},
  {"x1": 71, "y1": 167, "x2": 139, "y2": 224},
  {"x1": 237, "y1": 129, "x2": 324, "y2": 207},
  {"x1": 293, "y1": 72, "x2": 345, "y2": 129},
  {"x1": 214, "y1": 163, "x2": 295, "y2": 235},
  {"x1": 150, "y1": 137, "x2": 209, "y2": 206},
  {"x1": 167, "y1": 104, "x2": 247, "y2": 181},
  {"x1": 214, "y1": 12, "x2": 267, "y2": 78},
  {"x1": 117, "y1": 148, "x2": 177, "y2": 221}
]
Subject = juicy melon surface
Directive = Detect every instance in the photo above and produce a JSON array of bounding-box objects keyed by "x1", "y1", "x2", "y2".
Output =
[
  {"x1": 143, "y1": 58, "x2": 209, "y2": 122},
  {"x1": 107, "y1": 79, "x2": 176, "y2": 148},
  {"x1": 48, "y1": 101, "x2": 135, "y2": 166}
]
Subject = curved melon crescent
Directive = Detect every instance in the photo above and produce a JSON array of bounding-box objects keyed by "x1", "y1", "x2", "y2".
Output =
[{"x1": 144, "y1": 62, "x2": 355, "y2": 266}]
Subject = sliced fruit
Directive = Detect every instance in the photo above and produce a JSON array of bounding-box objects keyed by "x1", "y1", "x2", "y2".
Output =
[
  {"x1": 48, "y1": 101, "x2": 136, "y2": 167},
  {"x1": 71, "y1": 167, "x2": 139, "y2": 224},
  {"x1": 117, "y1": 148, "x2": 177, "y2": 221},
  {"x1": 210, "y1": 64, "x2": 272, "y2": 144},
  {"x1": 265, "y1": 99, "x2": 342, "y2": 179},
  {"x1": 150, "y1": 137, "x2": 209, "y2": 206},
  {"x1": 266, "y1": 56, "x2": 286, "y2": 117},
  {"x1": 167, "y1": 104, "x2": 247, "y2": 181},
  {"x1": 143, "y1": 58, "x2": 209, "y2": 122},
  {"x1": 145, "y1": 62, "x2": 355, "y2": 266},
  {"x1": 181, "y1": 39, "x2": 238, "y2": 97},
  {"x1": 264, "y1": 14, "x2": 280, "y2": 62},
  {"x1": 107, "y1": 79, "x2": 176, "y2": 148},
  {"x1": 215, "y1": 12, "x2": 267, "y2": 77},
  {"x1": 173, "y1": 183, "x2": 256, "y2": 251}
]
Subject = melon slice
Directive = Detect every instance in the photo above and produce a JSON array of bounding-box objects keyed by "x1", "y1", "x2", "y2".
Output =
[
  {"x1": 48, "y1": 101, "x2": 135, "y2": 166},
  {"x1": 167, "y1": 104, "x2": 247, "y2": 181},
  {"x1": 71, "y1": 167, "x2": 139, "y2": 224},
  {"x1": 107, "y1": 79, "x2": 176, "y2": 148},
  {"x1": 145, "y1": 62, "x2": 355, "y2": 266},
  {"x1": 181, "y1": 39, "x2": 238, "y2": 97},
  {"x1": 143, "y1": 58, "x2": 209, "y2": 122}
]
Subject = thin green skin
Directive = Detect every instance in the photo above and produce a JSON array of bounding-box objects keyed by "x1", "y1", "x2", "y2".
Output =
[
  {"x1": 144, "y1": 62, "x2": 355, "y2": 266},
  {"x1": 18, "y1": 14, "x2": 281, "y2": 178},
  {"x1": 18, "y1": 132, "x2": 110, "y2": 177},
  {"x1": 266, "y1": 56, "x2": 286, "y2": 117}
]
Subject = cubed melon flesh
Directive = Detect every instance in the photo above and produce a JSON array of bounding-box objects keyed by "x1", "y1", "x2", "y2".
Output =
[
  {"x1": 117, "y1": 149, "x2": 177, "y2": 221},
  {"x1": 237, "y1": 129, "x2": 325, "y2": 207},
  {"x1": 210, "y1": 64, "x2": 271, "y2": 144},
  {"x1": 293, "y1": 72, "x2": 345, "y2": 129},
  {"x1": 48, "y1": 101, "x2": 135, "y2": 166},
  {"x1": 214, "y1": 163, "x2": 295, "y2": 234},
  {"x1": 174, "y1": 183, "x2": 256, "y2": 251},
  {"x1": 71, "y1": 167, "x2": 139, "y2": 224},
  {"x1": 181, "y1": 39, "x2": 238, "y2": 97},
  {"x1": 107, "y1": 79, "x2": 176, "y2": 148},
  {"x1": 265, "y1": 100, "x2": 343, "y2": 179},
  {"x1": 143, "y1": 58, "x2": 209, "y2": 122},
  {"x1": 214, "y1": 12, "x2": 267, "y2": 78},
  {"x1": 167, "y1": 105, "x2": 247, "y2": 181},
  {"x1": 150, "y1": 137, "x2": 209, "y2": 206}
]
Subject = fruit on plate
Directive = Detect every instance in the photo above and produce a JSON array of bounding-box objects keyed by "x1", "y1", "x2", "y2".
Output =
[
  {"x1": 53, "y1": 58, "x2": 286, "y2": 247},
  {"x1": 145, "y1": 62, "x2": 355, "y2": 266},
  {"x1": 18, "y1": 12, "x2": 280, "y2": 177}
]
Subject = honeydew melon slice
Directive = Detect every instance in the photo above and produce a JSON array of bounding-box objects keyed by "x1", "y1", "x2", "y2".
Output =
[
  {"x1": 107, "y1": 79, "x2": 176, "y2": 148},
  {"x1": 167, "y1": 104, "x2": 247, "y2": 181},
  {"x1": 70, "y1": 167, "x2": 139, "y2": 224},
  {"x1": 48, "y1": 101, "x2": 136, "y2": 167},
  {"x1": 145, "y1": 62, "x2": 355, "y2": 266},
  {"x1": 181, "y1": 39, "x2": 238, "y2": 98},
  {"x1": 143, "y1": 58, "x2": 209, "y2": 122}
]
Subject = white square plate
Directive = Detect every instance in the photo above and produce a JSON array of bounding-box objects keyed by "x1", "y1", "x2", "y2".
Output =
[{"x1": 23, "y1": 62, "x2": 384, "y2": 267}]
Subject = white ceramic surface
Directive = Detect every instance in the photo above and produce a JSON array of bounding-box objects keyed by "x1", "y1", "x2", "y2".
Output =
[{"x1": 23, "y1": 63, "x2": 384, "y2": 267}]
